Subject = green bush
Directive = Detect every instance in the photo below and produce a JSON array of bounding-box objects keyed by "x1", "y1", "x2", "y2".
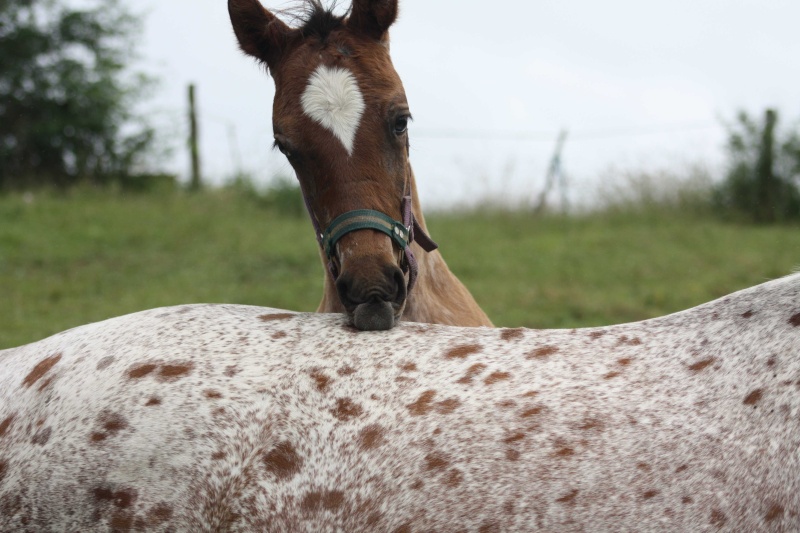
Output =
[
  {"x1": 0, "y1": 0, "x2": 160, "y2": 189},
  {"x1": 714, "y1": 109, "x2": 800, "y2": 223}
]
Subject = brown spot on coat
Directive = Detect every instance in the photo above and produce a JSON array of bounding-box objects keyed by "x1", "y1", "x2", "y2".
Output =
[
  {"x1": 642, "y1": 490, "x2": 659, "y2": 500},
  {"x1": 128, "y1": 364, "x2": 157, "y2": 379},
  {"x1": 91, "y1": 412, "x2": 128, "y2": 443},
  {"x1": 457, "y1": 363, "x2": 487, "y2": 384},
  {"x1": 504, "y1": 432, "x2": 525, "y2": 444},
  {"x1": 555, "y1": 446, "x2": 575, "y2": 458},
  {"x1": 92, "y1": 489, "x2": 135, "y2": 529},
  {"x1": 110, "y1": 514, "x2": 134, "y2": 530},
  {"x1": 301, "y1": 490, "x2": 344, "y2": 513},
  {"x1": 520, "y1": 406, "x2": 543, "y2": 418},
  {"x1": 444, "y1": 469, "x2": 463, "y2": 487},
  {"x1": 332, "y1": 398, "x2": 364, "y2": 421},
  {"x1": 158, "y1": 363, "x2": 193, "y2": 381},
  {"x1": 676, "y1": 464, "x2": 689, "y2": 473},
  {"x1": 37, "y1": 377, "x2": 55, "y2": 392},
  {"x1": 93, "y1": 487, "x2": 138, "y2": 520},
  {"x1": 603, "y1": 371, "x2": 621, "y2": 379},
  {"x1": 102, "y1": 413, "x2": 128, "y2": 433},
  {"x1": 0, "y1": 415, "x2": 14, "y2": 438},
  {"x1": 259, "y1": 313, "x2": 295, "y2": 321},
  {"x1": 366, "y1": 511, "x2": 382, "y2": 527},
  {"x1": 579, "y1": 417, "x2": 604, "y2": 431},
  {"x1": 145, "y1": 397, "x2": 161, "y2": 407},
  {"x1": 358, "y1": 424, "x2": 386, "y2": 450},
  {"x1": 710, "y1": 508, "x2": 727, "y2": 526},
  {"x1": 741, "y1": 310, "x2": 754, "y2": 319},
  {"x1": 310, "y1": 370, "x2": 331, "y2": 392},
  {"x1": 272, "y1": 331, "x2": 287, "y2": 340},
  {"x1": 31, "y1": 427, "x2": 52, "y2": 446},
  {"x1": 263, "y1": 442, "x2": 303, "y2": 480},
  {"x1": 445, "y1": 344, "x2": 482, "y2": 359},
  {"x1": 484, "y1": 371, "x2": 511, "y2": 385},
  {"x1": 765, "y1": 504, "x2": 784, "y2": 522},
  {"x1": 400, "y1": 362, "x2": 417, "y2": 372},
  {"x1": 790, "y1": 313, "x2": 800, "y2": 327},
  {"x1": 500, "y1": 328, "x2": 525, "y2": 341},
  {"x1": 22, "y1": 353, "x2": 62, "y2": 388},
  {"x1": 322, "y1": 490, "x2": 345, "y2": 511},
  {"x1": 337, "y1": 365, "x2": 356, "y2": 376},
  {"x1": 204, "y1": 390, "x2": 222, "y2": 399},
  {"x1": 147, "y1": 503, "x2": 173, "y2": 525},
  {"x1": 424, "y1": 452, "x2": 450, "y2": 472},
  {"x1": 408, "y1": 390, "x2": 436, "y2": 416},
  {"x1": 436, "y1": 398, "x2": 461, "y2": 414},
  {"x1": 617, "y1": 335, "x2": 642, "y2": 346},
  {"x1": 528, "y1": 345, "x2": 559, "y2": 359},
  {"x1": 506, "y1": 449, "x2": 521, "y2": 461},
  {"x1": 688, "y1": 358, "x2": 716, "y2": 372},
  {"x1": 556, "y1": 490, "x2": 578, "y2": 504},
  {"x1": 589, "y1": 331, "x2": 606, "y2": 340},
  {"x1": 0, "y1": 460, "x2": 6, "y2": 483},
  {"x1": 618, "y1": 358, "x2": 632, "y2": 366},
  {"x1": 224, "y1": 365, "x2": 239, "y2": 377},
  {"x1": 479, "y1": 521, "x2": 501, "y2": 533},
  {"x1": 743, "y1": 389, "x2": 763, "y2": 405}
]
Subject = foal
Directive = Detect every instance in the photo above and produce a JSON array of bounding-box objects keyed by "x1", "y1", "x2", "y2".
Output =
[{"x1": 228, "y1": 0, "x2": 492, "y2": 330}]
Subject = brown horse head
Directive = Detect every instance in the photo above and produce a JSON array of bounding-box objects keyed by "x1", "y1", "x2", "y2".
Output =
[{"x1": 229, "y1": 0, "x2": 431, "y2": 331}]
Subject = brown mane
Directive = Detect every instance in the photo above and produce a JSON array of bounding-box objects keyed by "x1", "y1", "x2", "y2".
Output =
[{"x1": 296, "y1": 1, "x2": 346, "y2": 41}]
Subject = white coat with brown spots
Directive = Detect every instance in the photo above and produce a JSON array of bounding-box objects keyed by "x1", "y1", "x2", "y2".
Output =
[{"x1": 1, "y1": 274, "x2": 799, "y2": 531}]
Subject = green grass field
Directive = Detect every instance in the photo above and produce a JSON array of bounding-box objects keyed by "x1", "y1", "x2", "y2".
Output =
[{"x1": 1, "y1": 187, "x2": 798, "y2": 349}]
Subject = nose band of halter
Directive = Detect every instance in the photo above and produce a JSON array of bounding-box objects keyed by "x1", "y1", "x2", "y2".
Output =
[
  {"x1": 302, "y1": 191, "x2": 438, "y2": 293},
  {"x1": 322, "y1": 210, "x2": 410, "y2": 259}
]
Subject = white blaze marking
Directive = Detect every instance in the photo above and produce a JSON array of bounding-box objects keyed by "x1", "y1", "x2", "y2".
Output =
[{"x1": 301, "y1": 66, "x2": 366, "y2": 156}]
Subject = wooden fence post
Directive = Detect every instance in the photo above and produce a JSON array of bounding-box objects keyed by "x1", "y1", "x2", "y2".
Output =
[{"x1": 188, "y1": 84, "x2": 202, "y2": 190}]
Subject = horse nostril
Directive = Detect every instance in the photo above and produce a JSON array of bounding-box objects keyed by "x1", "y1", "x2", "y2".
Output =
[
  {"x1": 335, "y1": 275, "x2": 358, "y2": 309},
  {"x1": 390, "y1": 266, "x2": 407, "y2": 304},
  {"x1": 335, "y1": 265, "x2": 407, "y2": 310}
]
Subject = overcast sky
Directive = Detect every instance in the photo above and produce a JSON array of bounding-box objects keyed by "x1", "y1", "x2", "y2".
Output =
[{"x1": 133, "y1": 0, "x2": 800, "y2": 208}]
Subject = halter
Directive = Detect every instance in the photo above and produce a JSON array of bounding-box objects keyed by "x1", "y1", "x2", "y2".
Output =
[{"x1": 302, "y1": 186, "x2": 438, "y2": 292}]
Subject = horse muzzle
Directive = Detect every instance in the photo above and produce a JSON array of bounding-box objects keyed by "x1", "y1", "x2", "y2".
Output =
[
  {"x1": 303, "y1": 194, "x2": 438, "y2": 331},
  {"x1": 335, "y1": 262, "x2": 407, "y2": 331}
]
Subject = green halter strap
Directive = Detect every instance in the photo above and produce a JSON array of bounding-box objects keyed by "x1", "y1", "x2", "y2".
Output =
[{"x1": 322, "y1": 209, "x2": 410, "y2": 259}]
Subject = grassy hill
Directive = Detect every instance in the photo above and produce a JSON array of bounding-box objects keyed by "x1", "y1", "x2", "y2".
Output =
[{"x1": 1, "y1": 187, "x2": 798, "y2": 348}]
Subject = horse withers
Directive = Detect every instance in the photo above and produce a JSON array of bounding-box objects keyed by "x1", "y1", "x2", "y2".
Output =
[{"x1": 228, "y1": 0, "x2": 492, "y2": 330}]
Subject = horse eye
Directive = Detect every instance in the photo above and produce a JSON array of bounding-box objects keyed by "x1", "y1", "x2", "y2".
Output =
[
  {"x1": 394, "y1": 116, "x2": 409, "y2": 135},
  {"x1": 273, "y1": 139, "x2": 292, "y2": 159}
]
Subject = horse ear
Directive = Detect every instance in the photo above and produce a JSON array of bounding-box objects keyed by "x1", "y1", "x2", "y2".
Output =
[
  {"x1": 228, "y1": 0, "x2": 294, "y2": 69},
  {"x1": 347, "y1": 0, "x2": 399, "y2": 41}
]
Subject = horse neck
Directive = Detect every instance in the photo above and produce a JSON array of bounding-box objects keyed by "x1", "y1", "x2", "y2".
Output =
[{"x1": 318, "y1": 167, "x2": 493, "y2": 328}]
